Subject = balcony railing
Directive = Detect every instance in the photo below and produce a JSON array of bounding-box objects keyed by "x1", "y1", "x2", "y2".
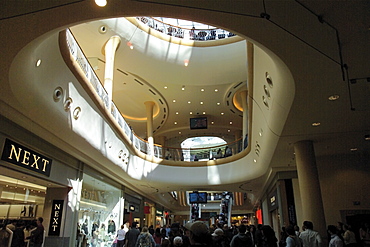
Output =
[
  {"x1": 63, "y1": 28, "x2": 246, "y2": 162},
  {"x1": 137, "y1": 17, "x2": 236, "y2": 41}
]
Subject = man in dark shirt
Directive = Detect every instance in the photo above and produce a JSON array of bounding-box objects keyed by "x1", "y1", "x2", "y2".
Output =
[
  {"x1": 125, "y1": 222, "x2": 140, "y2": 247},
  {"x1": 27, "y1": 217, "x2": 44, "y2": 247}
]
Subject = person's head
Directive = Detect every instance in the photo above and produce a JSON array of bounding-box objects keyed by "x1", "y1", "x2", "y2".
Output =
[
  {"x1": 328, "y1": 225, "x2": 338, "y2": 235},
  {"x1": 131, "y1": 222, "x2": 138, "y2": 228},
  {"x1": 37, "y1": 217, "x2": 43, "y2": 224},
  {"x1": 173, "y1": 236, "x2": 183, "y2": 246},
  {"x1": 212, "y1": 228, "x2": 224, "y2": 237},
  {"x1": 238, "y1": 224, "x2": 247, "y2": 234},
  {"x1": 337, "y1": 222, "x2": 344, "y2": 230},
  {"x1": 161, "y1": 239, "x2": 170, "y2": 247},
  {"x1": 141, "y1": 226, "x2": 148, "y2": 233},
  {"x1": 185, "y1": 221, "x2": 210, "y2": 244},
  {"x1": 294, "y1": 225, "x2": 300, "y2": 232},
  {"x1": 303, "y1": 221, "x2": 313, "y2": 230},
  {"x1": 286, "y1": 225, "x2": 295, "y2": 236},
  {"x1": 121, "y1": 224, "x2": 125, "y2": 229},
  {"x1": 343, "y1": 224, "x2": 351, "y2": 231}
]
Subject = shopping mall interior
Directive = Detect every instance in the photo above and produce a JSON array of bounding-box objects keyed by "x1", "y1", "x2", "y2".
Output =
[{"x1": 0, "y1": 0, "x2": 369, "y2": 246}]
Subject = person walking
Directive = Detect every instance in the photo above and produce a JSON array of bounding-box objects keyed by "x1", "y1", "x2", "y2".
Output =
[{"x1": 299, "y1": 221, "x2": 322, "y2": 247}]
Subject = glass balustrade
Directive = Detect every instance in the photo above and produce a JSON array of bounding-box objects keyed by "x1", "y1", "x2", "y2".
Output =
[{"x1": 137, "y1": 17, "x2": 236, "y2": 41}]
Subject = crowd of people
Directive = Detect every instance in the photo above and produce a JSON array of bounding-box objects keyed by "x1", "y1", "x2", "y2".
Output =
[
  {"x1": 112, "y1": 220, "x2": 370, "y2": 247},
  {"x1": 0, "y1": 217, "x2": 44, "y2": 247}
]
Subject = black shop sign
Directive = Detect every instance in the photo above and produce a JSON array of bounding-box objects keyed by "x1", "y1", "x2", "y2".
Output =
[
  {"x1": 48, "y1": 200, "x2": 64, "y2": 236},
  {"x1": 1, "y1": 138, "x2": 52, "y2": 176}
]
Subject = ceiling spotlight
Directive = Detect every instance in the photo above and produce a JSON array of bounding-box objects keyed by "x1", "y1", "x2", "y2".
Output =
[
  {"x1": 215, "y1": 89, "x2": 218, "y2": 92},
  {"x1": 211, "y1": 121, "x2": 214, "y2": 124},
  {"x1": 217, "y1": 102, "x2": 220, "y2": 105},
  {"x1": 201, "y1": 89, "x2": 204, "y2": 92},
  {"x1": 328, "y1": 95, "x2": 340, "y2": 101},
  {"x1": 95, "y1": 0, "x2": 107, "y2": 7},
  {"x1": 173, "y1": 99, "x2": 176, "y2": 103},
  {"x1": 203, "y1": 112, "x2": 206, "y2": 114},
  {"x1": 126, "y1": 41, "x2": 133, "y2": 49},
  {"x1": 230, "y1": 122, "x2": 233, "y2": 124},
  {"x1": 164, "y1": 86, "x2": 168, "y2": 89},
  {"x1": 221, "y1": 112, "x2": 224, "y2": 115},
  {"x1": 35, "y1": 59, "x2": 42, "y2": 67},
  {"x1": 190, "y1": 112, "x2": 193, "y2": 114},
  {"x1": 176, "y1": 112, "x2": 179, "y2": 114},
  {"x1": 188, "y1": 101, "x2": 191, "y2": 104},
  {"x1": 200, "y1": 101, "x2": 203, "y2": 104},
  {"x1": 182, "y1": 86, "x2": 185, "y2": 91}
]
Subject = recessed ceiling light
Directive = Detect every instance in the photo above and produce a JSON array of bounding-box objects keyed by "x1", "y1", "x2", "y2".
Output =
[
  {"x1": 217, "y1": 102, "x2": 220, "y2": 105},
  {"x1": 173, "y1": 99, "x2": 176, "y2": 103},
  {"x1": 253, "y1": 159, "x2": 257, "y2": 163},
  {"x1": 179, "y1": 131, "x2": 182, "y2": 134},
  {"x1": 174, "y1": 122, "x2": 177, "y2": 125},
  {"x1": 221, "y1": 112, "x2": 224, "y2": 115},
  {"x1": 176, "y1": 112, "x2": 179, "y2": 114},
  {"x1": 211, "y1": 121, "x2": 214, "y2": 124},
  {"x1": 188, "y1": 101, "x2": 191, "y2": 104},
  {"x1": 182, "y1": 86, "x2": 185, "y2": 91},
  {"x1": 259, "y1": 129, "x2": 263, "y2": 136},
  {"x1": 203, "y1": 112, "x2": 206, "y2": 114},
  {"x1": 164, "y1": 86, "x2": 168, "y2": 89},
  {"x1": 35, "y1": 59, "x2": 42, "y2": 67},
  {"x1": 328, "y1": 95, "x2": 340, "y2": 101},
  {"x1": 228, "y1": 129, "x2": 230, "y2": 132},
  {"x1": 312, "y1": 122, "x2": 321, "y2": 127},
  {"x1": 95, "y1": 0, "x2": 107, "y2": 7},
  {"x1": 200, "y1": 102, "x2": 203, "y2": 104},
  {"x1": 184, "y1": 59, "x2": 189, "y2": 66},
  {"x1": 201, "y1": 89, "x2": 204, "y2": 92},
  {"x1": 190, "y1": 112, "x2": 193, "y2": 114},
  {"x1": 350, "y1": 148, "x2": 358, "y2": 152},
  {"x1": 215, "y1": 89, "x2": 218, "y2": 92},
  {"x1": 230, "y1": 122, "x2": 233, "y2": 124},
  {"x1": 365, "y1": 134, "x2": 370, "y2": 141}
]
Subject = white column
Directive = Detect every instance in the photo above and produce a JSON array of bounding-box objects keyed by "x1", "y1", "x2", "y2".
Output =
[
  {"x1": 103, "y1": 36, "x2": 121, "y2": 111},
  {"x1": 144, "y1": 101, "x2": 155, "y2": 155},
  {"x1": 294, "y1": 141, "x2": 326, "y2": 239}
]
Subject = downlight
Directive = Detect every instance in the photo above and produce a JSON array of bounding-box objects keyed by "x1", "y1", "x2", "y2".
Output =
[
  {"x1": 64, "y1": 97, "x2": 73, "y2": 111},
  {"x1": 99, "y1": 25, "x2": 107, "y2": 34},
  {"x1": 266, "y1": 72, "x2": 273, "y2": 88},
  {"x1": 53, "y1": 87, "x2": 63, "y2": 102}
]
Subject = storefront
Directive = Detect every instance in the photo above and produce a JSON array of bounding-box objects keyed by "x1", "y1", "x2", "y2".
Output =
[
  {"x1": 0, "y1": 118, "x2": 81, "y2": 247},
  {"x1": 77, "y1": 167, "x2": 124, "y2": 247}
]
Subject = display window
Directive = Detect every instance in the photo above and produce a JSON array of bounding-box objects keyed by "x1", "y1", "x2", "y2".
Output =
[{"x1": 78, "y1": 173, "x2": 123, "y2": 247}]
